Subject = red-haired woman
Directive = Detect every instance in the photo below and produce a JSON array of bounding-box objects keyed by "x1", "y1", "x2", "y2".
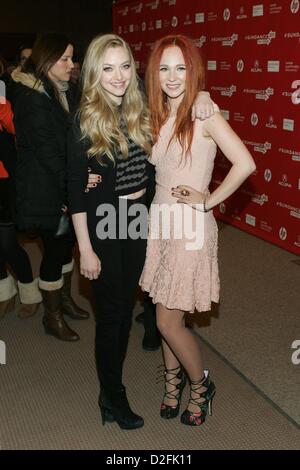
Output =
[{"x1": 140, "y1": 35, "x2": 256, "y2": 426}]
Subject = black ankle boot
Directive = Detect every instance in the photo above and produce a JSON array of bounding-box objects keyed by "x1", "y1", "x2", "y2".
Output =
[
  {"x1": 99, "y1": 387, "x2": 144, "y2": 430},
  {"x1": 98, "y1": 391, "x2": 115, "y2": 423}
]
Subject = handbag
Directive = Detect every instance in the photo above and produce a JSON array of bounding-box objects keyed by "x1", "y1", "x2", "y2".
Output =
[{"x1": 54, "y1": 211, "x2": 71, "y2": 238}]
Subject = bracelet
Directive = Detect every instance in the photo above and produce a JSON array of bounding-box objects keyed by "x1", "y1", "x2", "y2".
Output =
[{"x1": 203, "y1": 197, "x2": 207, "y2": 213}]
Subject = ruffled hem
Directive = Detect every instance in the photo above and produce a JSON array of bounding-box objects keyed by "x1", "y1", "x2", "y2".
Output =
[
  {"x1": 140, "y1": 282, "x2": 219, "y2": 314},
  {"x1": 139, "y1": 235, "x2": 220, "y2": 314}
]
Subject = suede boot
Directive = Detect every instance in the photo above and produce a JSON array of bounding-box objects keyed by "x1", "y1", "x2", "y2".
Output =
[{"x1": 39, "y1": 277, "x2": 79, "y2": 341}]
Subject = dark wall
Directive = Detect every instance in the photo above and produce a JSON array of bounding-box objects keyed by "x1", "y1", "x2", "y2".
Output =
[{"x1": 0, "y1": 0, "x2": 113, "y2": 61}]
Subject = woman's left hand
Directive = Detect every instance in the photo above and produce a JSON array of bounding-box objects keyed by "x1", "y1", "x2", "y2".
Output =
[
  {"x1": 85, "y1": 167, "x2": 102, "y2": 193},
  {"x1": 171, "y1": 185, "x2": 206, "y2": 205}
]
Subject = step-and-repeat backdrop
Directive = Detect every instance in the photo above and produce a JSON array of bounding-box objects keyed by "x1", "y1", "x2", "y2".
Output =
[{"x1": 113, "y1": 0, "x2": 300, "y2": 255}]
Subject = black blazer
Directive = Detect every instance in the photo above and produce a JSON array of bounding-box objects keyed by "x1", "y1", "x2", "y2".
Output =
[{"x1": 67, "y1": 119, "x2": 118, "y2": 245}]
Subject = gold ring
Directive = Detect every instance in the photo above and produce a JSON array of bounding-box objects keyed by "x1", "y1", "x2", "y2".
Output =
[{"x1": 181, "y1": 189, "x2": 190, "y2": 196}]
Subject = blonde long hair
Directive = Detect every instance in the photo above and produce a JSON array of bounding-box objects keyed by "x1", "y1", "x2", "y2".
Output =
[{"x1": 79, "y1": 34, "x2": 151, "y2": 164}]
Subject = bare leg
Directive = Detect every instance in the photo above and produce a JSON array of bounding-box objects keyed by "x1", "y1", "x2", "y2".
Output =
[{"x1": 157, "y1": 303, "x2": 204, "y2": 409}]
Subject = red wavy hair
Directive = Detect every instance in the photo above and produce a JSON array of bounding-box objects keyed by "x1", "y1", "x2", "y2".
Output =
[{"x1": 146, "y1": 35, "x2": 205, "y2": 160}]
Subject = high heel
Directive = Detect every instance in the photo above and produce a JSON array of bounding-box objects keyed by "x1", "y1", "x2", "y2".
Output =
[
  {"x1": 98, "y1": 388, "x2": 144, "y2": 430},
  {"x1": 100, "y1": 405, "x2": 116, "y2": 425},
  {"x1": 158, "y1": 365, "x2": 186, "y2": 419},
  {"x1": 180, "y1": 369, "x2": 216, "y2": 426}
]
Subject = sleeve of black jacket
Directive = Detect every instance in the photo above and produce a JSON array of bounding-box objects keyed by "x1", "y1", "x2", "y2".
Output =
[{"x1": 67, "y1": 118, "x2": 88, "y2": 214}]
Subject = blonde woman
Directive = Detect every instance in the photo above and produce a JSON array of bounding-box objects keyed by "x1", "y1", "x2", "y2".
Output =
[{"x1": 67, "y1": 34, "x2": 153, "y2": 430}]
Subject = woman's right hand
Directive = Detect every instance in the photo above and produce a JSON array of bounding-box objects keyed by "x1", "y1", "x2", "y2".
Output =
[{"x1": 80, "y1": 248, "x2": 101, "y2": 280}]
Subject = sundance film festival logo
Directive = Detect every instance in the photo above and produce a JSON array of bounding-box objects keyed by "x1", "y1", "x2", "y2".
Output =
[
  {"x1": 211, "y1": 85, "x2": 236, "y2": 97},
  {"x1": 211, "y1": 34, "x2": 238, "y2": 47},
  {"x1": 245, "y1": 31, "x2": 276, "y2": 45},
  {"x1": 251, "y1": 193, "x2": 268, "y2": 206},
  {"x1": 193, "y1": 36, "x2": 207, "y2": 48},
  {"x1": 244, "y1": 86, "x2": 274, "y2": 101},
  {"x1": 291, "y1": 0, "x2": 300, "y2": 14},
  {"x1": 0, "y1": 340, "x2": 6, "y2": 365},
  {"x1": 244, "y1": 140, "x2": 271, "y2": 154}
]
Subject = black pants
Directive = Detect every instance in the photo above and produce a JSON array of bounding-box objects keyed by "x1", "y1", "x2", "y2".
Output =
[
  {"x1": 0, "y1": 224, "x2": 33, "y2": 282},
  {"x1": 38, "y1": 230, "x2": 74, "y2": 282},
  {"x1": 91, "y1": 197, "x2": 147, "y2": 397}
]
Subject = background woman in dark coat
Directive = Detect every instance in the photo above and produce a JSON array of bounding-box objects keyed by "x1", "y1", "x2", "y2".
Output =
[
  {"x1": 0, "y1": 55, "x2": 41, "y2": 319},
  {"x1": 10, "y1": 33, "x2": 89, "y2": 341}
]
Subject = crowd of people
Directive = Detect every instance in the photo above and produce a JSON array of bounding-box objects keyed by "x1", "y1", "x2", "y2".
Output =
[{"x1": 0, "y1": 31, "x2": 255, "y2": 429}]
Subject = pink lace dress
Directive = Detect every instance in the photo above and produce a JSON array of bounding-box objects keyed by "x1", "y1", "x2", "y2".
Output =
[{"x1": 139, "y1": 108, "x2": 220, "y2": 313}]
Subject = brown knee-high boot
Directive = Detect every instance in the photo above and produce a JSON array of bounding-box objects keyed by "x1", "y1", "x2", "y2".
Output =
[
  {"x1": 61, "y1": 260, "x2": 89, "y2": 320},
  {"x1": 39, "y1": 278, "x2": 79, "y2": 341}
]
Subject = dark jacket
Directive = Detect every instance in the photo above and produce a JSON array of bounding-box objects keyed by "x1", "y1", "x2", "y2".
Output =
[
  {"x1": 67, "y1": 119, "x2": 155, "y2": 249},
  {"x1": 67, "y1": 119, "x2": 118, "y2": 247},
  {"x1": 10, "y1": 68, "x2": 77, "y2": 231}
]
